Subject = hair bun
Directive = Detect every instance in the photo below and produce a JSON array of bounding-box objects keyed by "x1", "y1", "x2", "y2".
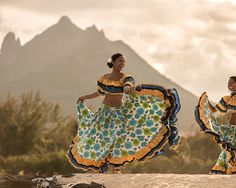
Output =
[
  {"x1": 107, "y1": 62, "x2": 113, "y2": 68},
  {"x1": 106, "y1": 53, "x2": 123, "y2": 68},
  {"x1": 107, "y1": 57, "x2": 112, "y2": 63}
]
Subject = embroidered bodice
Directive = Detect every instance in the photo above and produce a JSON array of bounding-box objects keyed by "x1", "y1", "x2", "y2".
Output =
[
  {"x1": 97, "y1": 73, "x2": 135, "y2": 95},
  {"x1": 216, "y1": 95, "x2": 236, "y2": 113}
]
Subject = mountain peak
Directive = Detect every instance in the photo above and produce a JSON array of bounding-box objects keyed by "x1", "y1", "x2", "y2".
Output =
[
  {"x1": 86, "y1": 24, "x2": 99, "y2": 32},
  {"x1": 1, "y1": 32, "x2": 21, "y2": 51},
  {"x1": 23, "y1": 15, "x2": 82, "y2": 47},
  {"x1": 51, "y1": 15, "x2": 81, "y2": 33},
  {"x1": 0, "y1": 32, "x2": 21, "y2": 64},
  {"x1": 3, "y1": 32, "x2": 16, "y2": 41},
  {"x1": 85, "y1": 25, "x2": 106, "y2": 38},
  {"x1": 16, "y1": 37, "x2": 21, "y2": 46},
  {"x1": 58, "y1": 16, "x2": 72, "y2": 24}
]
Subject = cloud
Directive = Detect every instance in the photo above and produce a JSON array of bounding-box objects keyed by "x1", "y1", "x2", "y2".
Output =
[
  {"x1": 153, "y1": 40, "x2": 235, "y2": 92},
  {"x1": 145, "y1": 1, "x2": 236, "y2": 96},
  {"x1": 0, "y1": 0, "x2": 143, "y2": 13}
]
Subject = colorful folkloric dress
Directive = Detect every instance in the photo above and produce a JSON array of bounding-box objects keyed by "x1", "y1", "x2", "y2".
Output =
[
  {"x1": 67, "y1": 73, "x2": 181, "y2": 172},
  {"x1": 195, "y1": 93, "x2": 236, "y2": 174}
]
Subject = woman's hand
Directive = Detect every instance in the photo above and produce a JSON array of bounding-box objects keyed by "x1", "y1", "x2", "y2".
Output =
[
  {"x1": 124, "y1": 85, "x2": 134, "y2": 94},
  {"x1": 77, "y1": 91, "x2": 101, "y2": 103},
  {"x1": 208, "y1": 101, "x2": 217, "y2": 113},
  {"x1": 77, "y1": 96, "x2": 86, "y2": 103}
]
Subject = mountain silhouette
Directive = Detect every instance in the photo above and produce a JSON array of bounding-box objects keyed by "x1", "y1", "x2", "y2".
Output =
[{"x1": 0, "y1": 16, "x2": 199, "y2": 134}]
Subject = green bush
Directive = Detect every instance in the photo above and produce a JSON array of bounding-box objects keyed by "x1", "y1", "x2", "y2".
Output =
[
  {"x1": 0, "y1": 91, "x2": 77, "y2": 156},
  {"x1": 0, "y1": 151, "x2": 79, "y2": 176}
]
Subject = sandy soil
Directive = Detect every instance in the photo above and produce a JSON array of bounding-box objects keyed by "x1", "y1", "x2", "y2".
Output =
[
  {"x1": 56, "y1": 173, "x2": 236, "y2": 188},
  {"x1": 1, "y1": 173, "x2": 236, "y2": 188}
]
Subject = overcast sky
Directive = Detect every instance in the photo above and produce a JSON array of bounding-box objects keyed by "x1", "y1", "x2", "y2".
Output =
[{"x1": 0, "y1": 0, "x2": 236, "y2": 101}]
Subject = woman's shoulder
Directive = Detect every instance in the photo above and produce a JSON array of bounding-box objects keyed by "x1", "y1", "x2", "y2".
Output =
[
  {"x1": 222, "y1": 95, "x2": 231, "y2": 100},
  {"x1": 121, "y1": 73, "x2": 134, "y2": 80},
  {"x1": 221, "y1": 95, "x2": 234, "y2": 101},
  {"x1": 97, "y1": 74, "x2": 109, "y2": 81},
  {"x1": 97, "y1": 73, "x2": 124, "y2": 86},
  {"x1": 98, "y1": 72, "x2": 129, "y2": 80},
  {"x1": 221, "y1": 95, "x2": 236, "y2": 106}
]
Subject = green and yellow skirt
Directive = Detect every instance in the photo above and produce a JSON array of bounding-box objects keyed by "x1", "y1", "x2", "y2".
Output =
[
  {"x1": 195, "y1": 92, "x2": 236, "y2": 174},
  {"x1": 67, "y1": 84, "x2": 180, "y2": 172}
]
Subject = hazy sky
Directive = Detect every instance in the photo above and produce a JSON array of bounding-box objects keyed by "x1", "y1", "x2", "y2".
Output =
[{"x1": 0, "y1": 0, "x2": 236, "y2": 101}]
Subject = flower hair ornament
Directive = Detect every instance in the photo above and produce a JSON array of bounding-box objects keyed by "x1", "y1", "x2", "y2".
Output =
[{"x1": 107, "y1": 57, "x2": 112, "y2": 63}]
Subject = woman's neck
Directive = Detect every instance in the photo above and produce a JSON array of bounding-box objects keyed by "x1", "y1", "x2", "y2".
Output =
[{"x1": 110, "y1": 70, "x2": 122, "y2": 77}]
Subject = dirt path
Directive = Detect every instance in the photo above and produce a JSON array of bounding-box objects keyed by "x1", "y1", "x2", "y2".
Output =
[
  {"x1": 1, "y1": 174, "x2": 236, "y2": 188},
  {"x1": 55, "y1": 173, "x2": 236, "y2": 188}
]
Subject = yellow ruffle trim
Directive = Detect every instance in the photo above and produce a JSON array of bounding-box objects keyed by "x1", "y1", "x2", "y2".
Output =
[
  {"x1": 98, "y1": 73, "x2": 135, "y2": 87},
  {"x1": 216, "y1": 102, "x2": 227, "y2": 112},
  {"x1": 222, "y1": 95, "x2": 236, "y2": 107},
  {"x1": 212, "y1": 165, "x2": 226, "y2": 172},
  {"x1": 211, "y1": 165, "x2": 236, "y2": 174},
  {"x1": 198, "y1": 92, "x2": 212, "y2": 130},
  {"x1": 98, "y1": 73, "x2": 125, "y2": 87},
  {"x1": 66, "y1": 153, "x2": 100, "y2": 172},
  {"x1": 227, "y1": 165, "x2": 236, "y2": 174},
  {"x1": 109, "y1": 126, "x2": 169, "y2": 164},
  {"x1": 70, "y1": 136, "x2": 105, "y2": 168},
  {"x1": 121, "y1": 74, "x2": 133, "y2": 83},
  {"x1": 123, "y1": 81, "x2": 135, "y2": 87},
  {"x1": 68, "y1": 125, "x2": 169, "y2": 168}
]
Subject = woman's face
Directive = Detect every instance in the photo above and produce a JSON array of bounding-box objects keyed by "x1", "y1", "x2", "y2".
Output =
[
  {"x1": 228, "y1": 78, "x2": 236, "y2": 93},
  {"x1": 112, "y1": 56, "x2": 125, "y2": 71}
]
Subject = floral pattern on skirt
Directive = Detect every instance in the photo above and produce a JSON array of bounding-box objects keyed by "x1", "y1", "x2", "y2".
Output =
[
  {"x1": 195, "y1": 92, "x2": 236, "y2": 174},
  {"x1": 67, "y1": 84, "x2": 180, "y2": 172}
]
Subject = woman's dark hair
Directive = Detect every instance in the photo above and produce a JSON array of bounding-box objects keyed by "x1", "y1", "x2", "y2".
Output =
[
  {"x1": 230, "y1": 76, "x2": 236, "y2": 82},
  {"x1": 107, "y1": 53, "x2": 123, "y2": 68}
]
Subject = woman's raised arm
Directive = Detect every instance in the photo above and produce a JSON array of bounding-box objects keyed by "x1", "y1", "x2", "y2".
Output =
[{"x1": 77, "y1": 91, "x2": 101, "y2": 103}]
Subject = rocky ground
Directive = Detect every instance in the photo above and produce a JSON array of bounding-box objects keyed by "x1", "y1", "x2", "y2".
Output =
[{"x1": 1, "y1": 173, "x2": 236, "y2": 188}]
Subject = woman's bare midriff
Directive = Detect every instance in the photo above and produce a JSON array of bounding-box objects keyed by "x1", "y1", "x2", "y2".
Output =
[
  {"x1": 102, "y1": 94, "x2": 123, "y2": 107},
  {"x1": 230, "y1": 113, "x2": 236, "y2": 126}
]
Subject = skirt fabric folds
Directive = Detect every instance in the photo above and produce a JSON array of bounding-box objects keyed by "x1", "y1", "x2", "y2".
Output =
[
  {"x1": 67, "y1": 84, "x2": 181, "y2": 172},
  {"x1": 195, "y1": 92, "x2": 236, "y2": 174}
]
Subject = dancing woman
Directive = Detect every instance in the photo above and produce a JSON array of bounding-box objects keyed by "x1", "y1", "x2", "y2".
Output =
[
  {"x1": 67, "y1": 53, "x2": 180, "y2": 173},
  {"x1": 195, "y1": 76, "x2": 236, "y2": 174}
]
